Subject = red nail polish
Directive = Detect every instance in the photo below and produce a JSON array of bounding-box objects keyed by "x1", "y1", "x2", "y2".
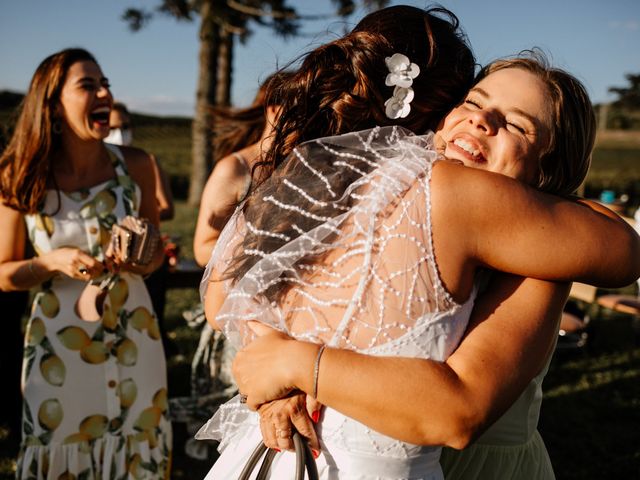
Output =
[
  {"x1": 312, "y1": 449, "x2": 320, "y2": 459},
  {"x1": 274, "y1": 448, "x2": 281, "y2": 452},
  {"x1": 312, "y1": 410, "x2": 320, "y2": 423}
]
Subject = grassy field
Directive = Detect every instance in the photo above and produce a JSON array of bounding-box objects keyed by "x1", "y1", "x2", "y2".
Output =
[
  {"x1": 586, "y1": 130, "x2": 640, "y2": 199},
  {"x1": 0, "y1": 111, "x2": 639, "y2": 478},
  {"x1": 541, "y1": 347, "x2": 640, "y2": 479}
]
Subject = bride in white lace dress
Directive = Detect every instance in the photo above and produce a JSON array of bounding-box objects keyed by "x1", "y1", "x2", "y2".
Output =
[{"x1": 198, "y1": 7, "x2": 640, "y2": 480}]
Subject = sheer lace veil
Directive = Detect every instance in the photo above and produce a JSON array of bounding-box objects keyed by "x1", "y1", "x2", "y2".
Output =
[{"x1": 200, "y1": 126, "x2": 456, "y2": 352}]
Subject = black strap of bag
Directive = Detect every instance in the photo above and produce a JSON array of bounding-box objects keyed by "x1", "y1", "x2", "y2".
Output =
[{"x1": 238, "y1": 431, "x2": 319, "y2": 480}]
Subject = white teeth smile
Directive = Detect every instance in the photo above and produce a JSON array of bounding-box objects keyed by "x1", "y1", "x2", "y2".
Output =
[
  {"x1": 92, "y1": 106, "x2": 110, "y2": 114},
  {"x1": 454, "y1": 138, "x2": 480, "y2": 157}
]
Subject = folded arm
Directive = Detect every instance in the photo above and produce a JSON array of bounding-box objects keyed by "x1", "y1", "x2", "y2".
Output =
[
  {"x1": 431, "y1": 161, "x2": 640, "y2": 292},
  {"x1": 233, "y1": 274, "x2": 568, "y2": 448}
]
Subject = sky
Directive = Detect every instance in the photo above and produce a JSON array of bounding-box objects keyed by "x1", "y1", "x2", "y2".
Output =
[{"x1": 1, "y1": 0, "x2": 639, "y2": 117}]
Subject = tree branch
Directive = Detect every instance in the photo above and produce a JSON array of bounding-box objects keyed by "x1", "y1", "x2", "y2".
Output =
[
  {"x1": 225, "y1": 0, "x2": 336, "y2": 21},
  {"x1": 122, "y1": 8, "x2": 153, "y2": 31}
]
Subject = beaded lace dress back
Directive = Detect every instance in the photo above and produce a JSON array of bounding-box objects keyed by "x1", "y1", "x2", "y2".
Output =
[{"x1": 198, "y1": 127, "x2": 478, "y2": 478}]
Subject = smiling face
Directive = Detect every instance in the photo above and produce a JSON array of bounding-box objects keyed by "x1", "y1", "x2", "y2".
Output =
[
  {"x1": 57, "y1": 60, "x2": 112, "y2": 141},
  {"x1": 437, "y1": 67, "x2": 553, "y2": 185}
]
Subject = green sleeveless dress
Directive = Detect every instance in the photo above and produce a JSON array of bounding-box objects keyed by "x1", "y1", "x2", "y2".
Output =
[{"x1": 440, "y1": 353, "x2": 555, "y2": 479}]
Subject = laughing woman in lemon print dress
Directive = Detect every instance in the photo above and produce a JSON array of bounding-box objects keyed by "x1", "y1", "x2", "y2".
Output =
[{"x1": 0, "y1": 48, "x2": 171, "y2": 479}]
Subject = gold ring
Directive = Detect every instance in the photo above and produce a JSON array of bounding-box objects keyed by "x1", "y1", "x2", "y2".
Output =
[{"x1": 276, "y1": 428, "x2": 291, "y2": 439}]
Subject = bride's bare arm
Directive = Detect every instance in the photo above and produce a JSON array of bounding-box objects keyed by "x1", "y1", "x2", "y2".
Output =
[
  {"x1": 204, "y1": 279, "x2": 226, "y2": 331},
  {"x1": 233, "y1": 274, "x2": 568, "y2": 448}
]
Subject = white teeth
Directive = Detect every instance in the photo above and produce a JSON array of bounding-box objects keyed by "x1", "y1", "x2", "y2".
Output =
[
  {"x1": 92, "y1": 106, "x2": 110, "y2": 114},
  {"x1": 454, "y1": 138, "x2": 480, "y2": 156}
]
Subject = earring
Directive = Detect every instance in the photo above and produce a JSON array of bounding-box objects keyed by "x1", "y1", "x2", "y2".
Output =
[{"x1": 52, "y1": 119, "x2": 62, "y2": 135}]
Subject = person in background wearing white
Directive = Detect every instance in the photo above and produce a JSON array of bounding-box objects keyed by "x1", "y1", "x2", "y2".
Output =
[{"x1": 106, "y1": 102, "x2": 174, "y2": 221}]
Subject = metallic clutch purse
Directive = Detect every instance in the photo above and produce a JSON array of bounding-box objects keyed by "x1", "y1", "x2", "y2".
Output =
[{"x1": 107, "y1": 215, "x2": 160, "y2": 265}]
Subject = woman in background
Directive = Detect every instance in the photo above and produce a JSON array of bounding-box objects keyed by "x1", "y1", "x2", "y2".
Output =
[
  {"x1": 106, "y1": 100, "x2": 175, "y2": 352},
  {"x1": 193, "y1": 71, "x2": 292, "y2": 267},
  {"x1": 106, "y1": 102, "x2": 174, "y2": 221},
  {"x1": 0, "y1": 48, "x2": 171, "y2": 479}
]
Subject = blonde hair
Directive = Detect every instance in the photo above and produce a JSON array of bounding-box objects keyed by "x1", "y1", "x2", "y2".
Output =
[{"x1": 476, "y1": 52, "x2": 596, "y2": 196}]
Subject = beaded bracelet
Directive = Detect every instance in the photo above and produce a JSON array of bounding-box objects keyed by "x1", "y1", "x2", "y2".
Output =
[{"x1": 312, "y1": 344, "x2": 326, "y2": 399}]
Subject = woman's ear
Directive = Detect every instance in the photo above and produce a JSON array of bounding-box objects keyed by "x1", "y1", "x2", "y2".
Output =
[{"x1": 51, "y1": 103, "x2": 63, "y2": 125}]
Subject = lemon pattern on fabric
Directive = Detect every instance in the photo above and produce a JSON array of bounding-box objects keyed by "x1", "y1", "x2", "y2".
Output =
[{"x1": 18, "y1": 144, "x2": 172, "y2": 479}]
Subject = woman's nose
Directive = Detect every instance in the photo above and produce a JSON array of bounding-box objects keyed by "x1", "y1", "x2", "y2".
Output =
[
  {"x1": 97, "y1": 84, "x2": 111, "y2": 99},
  {"x1": 468, "y1": 109, "x2": 497, "y2": 135}
]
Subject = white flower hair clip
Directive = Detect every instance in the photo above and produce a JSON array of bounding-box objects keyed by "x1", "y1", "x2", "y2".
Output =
[{"x1": 384, "y1": 53, "x2": 420, "y2": 119}]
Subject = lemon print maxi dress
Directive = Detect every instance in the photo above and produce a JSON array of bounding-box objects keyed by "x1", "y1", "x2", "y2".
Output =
[{"x1": 17, "y1": 144, "x2": 172, "y2": 480}]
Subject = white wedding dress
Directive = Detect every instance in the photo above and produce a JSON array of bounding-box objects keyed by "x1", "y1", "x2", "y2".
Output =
[{"x1": 197, "y1": 127, "x2": 479, "y2": 479}]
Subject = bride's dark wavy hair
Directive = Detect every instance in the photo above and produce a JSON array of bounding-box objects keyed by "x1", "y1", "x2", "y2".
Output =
[
  {"x1": 225, "y1": 4, "x2": 476, "y2": 299},
  {"x1": 260, "y1": 5, "x2": 475, "y2": 179}
]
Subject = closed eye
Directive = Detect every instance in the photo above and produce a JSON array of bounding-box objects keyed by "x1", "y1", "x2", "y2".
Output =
[
  {"x1": 464, "y1": 99, "x2": 481, "y2": 109},
  {"x1": 507, "y1": 122, "x2": 526, "y2": 134}
]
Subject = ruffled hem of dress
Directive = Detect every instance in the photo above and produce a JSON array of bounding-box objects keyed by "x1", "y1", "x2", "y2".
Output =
[
  {"x1": 16, "y1": 427, "x2": 172, "y2": 480},
  {"x1": 195, "y1": 394, "x2": 259, "y2": 453}
]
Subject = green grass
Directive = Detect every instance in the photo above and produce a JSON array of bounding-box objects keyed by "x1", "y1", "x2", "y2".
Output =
[
  {"x1": 588, "y1": 146, "x2": 640, "y2": 193},
  {"x1": 541, "y1": 347, "x2": 640, "y2": 479},
  {"x1": 133, "y1": 119, "x2": 193, "y2": 181},
  {"x1": 158, "y1": 200, "x2": 200, "y2": 399}
]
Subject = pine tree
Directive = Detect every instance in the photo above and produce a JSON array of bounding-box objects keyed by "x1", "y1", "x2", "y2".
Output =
[{"x1": 123, "y1": 1, "x2": 387, "y2": 205}]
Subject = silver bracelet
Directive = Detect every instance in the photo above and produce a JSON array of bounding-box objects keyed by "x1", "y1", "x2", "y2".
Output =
[{"x1": 312, "y1": 344, "x2": 326, "y2": 399}]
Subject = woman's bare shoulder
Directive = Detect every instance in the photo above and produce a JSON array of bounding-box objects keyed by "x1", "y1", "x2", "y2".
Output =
[{"x1": 211, "y1": 152, "x2": 252, "y2": 180}]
